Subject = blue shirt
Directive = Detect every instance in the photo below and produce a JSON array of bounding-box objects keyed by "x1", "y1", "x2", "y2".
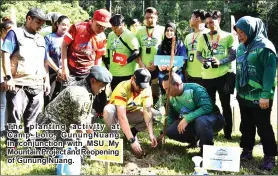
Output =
[
  {"x1": 1, "y1": 30, "x2": 47, "y2": 59},
  {"x1": 44, "y1": 32, "x2": 64, "y2": 73}
]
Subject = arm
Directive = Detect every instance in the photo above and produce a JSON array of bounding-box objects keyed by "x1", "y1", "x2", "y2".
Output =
[
  {"x1": 136, "y1": 55, "x2": 146, "y2": 68},
  {"x1": 116, "y1": 106, "x2": 134, "y2": 139},
  {"x1": 196, "y1": 35, "x2": 206, "y2": 63},
  {"x1": 61, "y1": 25, "x2": 75, "y2": 80},
  {"x1": 219, "y1": 46, "x2": 236, "y2": 65},
  {"x1": 1, "y1": 30, "x2": 18, "y2": 91},
  {"x1": 181, "y1": 87, "x2": 213, "y2": 123},
  {"x1": 260, "y1": 49, "x2": 277, "y2": 99},
  {"x1": 127, "y1": 49, "x2": 140, "y2": 63}
]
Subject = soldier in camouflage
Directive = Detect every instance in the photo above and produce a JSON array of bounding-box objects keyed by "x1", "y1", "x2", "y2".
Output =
[{"x1": 36, "y1": 66, "x2": 112, "y2": 143}]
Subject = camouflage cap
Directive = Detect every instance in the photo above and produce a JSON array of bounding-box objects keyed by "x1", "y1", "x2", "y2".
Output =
[{"x1": 88, "y1": 66, "x2": 112, "y2": 83}]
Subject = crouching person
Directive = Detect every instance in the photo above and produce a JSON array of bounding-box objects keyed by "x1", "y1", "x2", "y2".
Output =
[
  {"x1": 36, "y1": 66, "x2": 112, "y2": 143},
  {"x1": 162, "y1": 72, "x2": 225, "y2": 155},
  {"x1": 103, "y1": 68, "x2": 158, "y2": 155}
]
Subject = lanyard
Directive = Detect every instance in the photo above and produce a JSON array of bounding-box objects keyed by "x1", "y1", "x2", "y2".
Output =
[
  {"x1": 113, "y1": 33, "x2": 123, "y2": 50},
  {"x1": 210, "y1": 32, "x2": 220, "y2": 49},
  {"x1": 146, "y1": 27, "x2": 155, "y2": 40},
  {"x1": 191, "y1": 32, "x2": 199, "y2": 51}
]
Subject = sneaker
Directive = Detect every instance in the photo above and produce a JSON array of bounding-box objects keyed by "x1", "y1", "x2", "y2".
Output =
[
  {"x1": 259, "y1": 155, "x2": 276, "y2": 171},
  {"x1": 240, "y1": 149, "x2": 253, "y2": 161}
]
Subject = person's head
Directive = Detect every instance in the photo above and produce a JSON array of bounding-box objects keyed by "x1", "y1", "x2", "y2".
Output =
[
  {"x1": 110, "y1": 14, "x2": 125, "y2": 36},
  {"x1": 190, "y1": 9, "x2": 205, "y2": 28},
  {"x1": 162, "y1": 72, "x2": 183, "y2": 97},
  {"x1": 144, "y1": 7, "x2": 158, "y2": 27},
  {"x1": 25, "y1": 8, "x2": 49, "y2": 34},
  {"x1": 234, "y1": 16, "x2": 267, "y2": 45},
  {"x1": 205, "y1": 10, "x2": 221, "y2": 31},
  {"x1": 131, "y1": 68, "x2": 151, "y2": 94},
  {"x1": 164, "y1": 22, "x2": 177, "y2": 39},
  {"x1": 0, "y1": 17, "x2": 14, "y2": 39},
  {"x1": 91, "y1": 9, "x2": 111, "y2": 34},
  {"x1": 52, "y1": 15, "x2": 70, "y2": 35},
  {"x1": 87, "y1": 66, "x2": 112, "y2": 95},
  {"x1": 130, "y1": 19, "x2": 141, "y2": 34}
]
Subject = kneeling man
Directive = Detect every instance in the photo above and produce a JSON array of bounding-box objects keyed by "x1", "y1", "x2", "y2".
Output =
[
  {"x1": 162, "y1": 72, "x2": 225, "y2": 155},
  {"x1": 103, "y1": 68, "x2": 158, "y2": 155}
]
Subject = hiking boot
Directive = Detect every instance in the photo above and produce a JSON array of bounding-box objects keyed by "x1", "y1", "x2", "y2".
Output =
[
  {"x1": 259, "y1": 155, "x2": 276, "y2": 171},
  {"x1": 240, "y1": 149, "x2": 253, "y2": 161}
]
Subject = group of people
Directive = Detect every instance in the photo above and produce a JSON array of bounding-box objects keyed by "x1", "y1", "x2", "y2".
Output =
[{"x1": 0, "y1": 6, "x2": 277, "y2": 171}]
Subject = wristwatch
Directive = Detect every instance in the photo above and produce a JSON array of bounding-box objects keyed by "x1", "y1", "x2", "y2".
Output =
[
  {"x1": 4, "y1": 75, "x2": 11, "y2": 81},
  {"x1": 128, "y1": 137, "x2": 136, "y2": 144}
]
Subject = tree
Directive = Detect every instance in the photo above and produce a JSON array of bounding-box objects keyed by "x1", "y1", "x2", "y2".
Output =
[{"x1": 0, "y1": 1, "x2": 89, "y2": 26}]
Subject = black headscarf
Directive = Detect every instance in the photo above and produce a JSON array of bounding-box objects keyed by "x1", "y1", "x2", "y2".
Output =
[{"x1": 160, "y1": 22, "x2": 178, "y2": 55}]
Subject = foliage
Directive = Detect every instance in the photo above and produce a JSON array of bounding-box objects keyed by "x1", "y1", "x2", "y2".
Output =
[{"x1": 0, "y1": 1, "x2": 89, "y2": 26}]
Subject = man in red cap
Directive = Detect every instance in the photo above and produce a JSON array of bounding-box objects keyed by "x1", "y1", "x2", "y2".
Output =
[{"x1": 61, "y1": 9, "x2": 111, "y2": 115}]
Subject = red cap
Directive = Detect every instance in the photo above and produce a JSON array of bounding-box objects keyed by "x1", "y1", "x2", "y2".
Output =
[{"x1": 93, "y1": 9, "x2": 111, "y2": 28}]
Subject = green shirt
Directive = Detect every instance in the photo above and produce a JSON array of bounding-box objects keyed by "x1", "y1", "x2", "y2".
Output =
[
  {"x1": 197, "y1": 30, "x2": 234, "y2": 79},
  {"x1": 167, "y1": 83, "x2": 220, "y2": 125},
  {"x1": 184, "y1": 30, "x2": 207, "y2": 78},
  {"x1": 106, "y1": 29, "x2": 139, "y2": 76},
  {"x1": 136, "y1": 25, "x2": 164, "y2": 66},
  {"x1": 236, "y1": 45, "x2": 277, "y2": 106}
]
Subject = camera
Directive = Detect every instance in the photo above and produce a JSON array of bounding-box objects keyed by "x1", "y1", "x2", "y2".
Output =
[{"x1": 203, "y1": 58, "x2": 218, "y2": 69}]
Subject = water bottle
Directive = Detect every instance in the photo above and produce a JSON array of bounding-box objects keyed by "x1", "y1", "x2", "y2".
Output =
[
  {"x1": 56, "y1": 147, "x2": 81, "y2": 175},
  {"x1": 192, "y1": 156, "x2": 208, "y2": 175}
]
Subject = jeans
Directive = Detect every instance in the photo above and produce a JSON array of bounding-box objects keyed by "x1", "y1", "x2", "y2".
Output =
[
  {"x1": 0, "y1": 91, "x2": 7, "y2": 131},
  {"x1": 166, "y1": 113, "x2": 224, "y2": 152},
  {"x1": 238, "y1": 96, "x2": 277, "y2": 156},
  {"x1": 202, "y1": 73, "x2": 233, "y2": 137}
]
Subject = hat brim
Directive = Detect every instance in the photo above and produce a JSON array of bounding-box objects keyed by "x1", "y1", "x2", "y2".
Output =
[
  {"x1": 139, "y1": 82, "x2": 150, "y2": 89},
  {"x1": 33, "y1": 15, "x2": 49, "y2": 22},
  {"x1": 96, "y1": 20, "x2": 112, "y2": 28}
]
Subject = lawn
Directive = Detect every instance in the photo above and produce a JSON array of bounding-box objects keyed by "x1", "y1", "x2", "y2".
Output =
[{"x1": 0, "y1": 91, "x2": 277, "y2": 175}]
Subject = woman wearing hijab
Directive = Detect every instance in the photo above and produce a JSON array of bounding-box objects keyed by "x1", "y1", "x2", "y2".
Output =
[
  {"x1": 234, "y1": 16, "x2": 277, "y2": 171},
  {"x1": 157, "y1": 22, "x2": 187, "y2": 95}
]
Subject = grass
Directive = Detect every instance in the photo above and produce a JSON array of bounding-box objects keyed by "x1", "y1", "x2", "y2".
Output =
[{"x1": 0, "y1": 92, "x2": 277, "y2": 175}]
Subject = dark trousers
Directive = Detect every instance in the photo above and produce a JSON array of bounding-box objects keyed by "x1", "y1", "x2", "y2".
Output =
[
  {"x1": 44, "y1": 73, "x2": 62, "y2": 107},
  {"x1": 111, "y1": 75, "x2": 133, "y2": 91},
  {"x1": 202, "y1": 73, "x2": 232, "y2": 137},
  {"x1": 238, "y1": 97, "x2": 277, "y2": 156},
  {"x1": 187, "y1": 75, "x2": 204, "y2": 87},
  {"x1": 166, "y1": 113, "x2": 224, "y2": 152},
  {"x1": 6, "y1": 86, "x2": 44, "y2": 142}
]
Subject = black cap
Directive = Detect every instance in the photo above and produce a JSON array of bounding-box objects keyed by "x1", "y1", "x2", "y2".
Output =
[
  {"x1": 134, "y1": 68, "x2": 151, "y2": 89},
  {"x1": 88, "y1": 66, "x2": 112, "y2": 83},
  {"x1": 26, "y1": 8, "x2": 49, "y2": 21}
]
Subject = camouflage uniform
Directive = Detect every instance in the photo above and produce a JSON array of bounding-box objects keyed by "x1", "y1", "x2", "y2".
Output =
[{"x1": 36, "y1": 79, "x2": 96, "y2": 143}]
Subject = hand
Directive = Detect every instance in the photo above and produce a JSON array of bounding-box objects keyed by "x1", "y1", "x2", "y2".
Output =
[
  {"x1": 149, "y1": 134, "x2": 158, "y2": 148},
  {"x1": 146, "y1": 62, "x2": 156, "y2": 71},
  {"x1": 5, "y1": 79, "x2": 16, "y2": 92},
  {"x1": 131, "y1": 140, "x2": 142, "y2": 155},
  {"x1": 259, "y1": 98, "x2": 269, "y2": 109},
  {"x1": 0, "y1": 82, "x2": 5, "y2": 91},
  {"x1": 44, "y1": 80, "x2": 51, "y2": 96},
  {"x1": 62, "y1": 67, "x2": 70, "y2": 81},
  {"x1": 211, "y1": 57, "x2": 220, "y2": 66},
  {"x1": 56, "y1": 69, "x2": 63, "y2": 82},
  {"x1": 159, "y1": 65, "x2": 167, "y2": 71},
  {"x1": 177, "y1": 118, "x2": 188, "y2": 134}
]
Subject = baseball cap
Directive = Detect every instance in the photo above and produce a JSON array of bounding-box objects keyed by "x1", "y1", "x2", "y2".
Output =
[
  {"x1": 93, "y1": 9, "x2": 112, "y2": 28},
  {"x1": 88, "y1": 66, "x2": 112, "y2": 83},
  {"x1": 26, "y1": 8, "x2": 49, "y2": 21},
  {"x1": 47, "y1": 12, "x2": 62, "y2": 24},
  {"x1": 134, "y1": 68, "x2": 151, "y2": 89}
]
